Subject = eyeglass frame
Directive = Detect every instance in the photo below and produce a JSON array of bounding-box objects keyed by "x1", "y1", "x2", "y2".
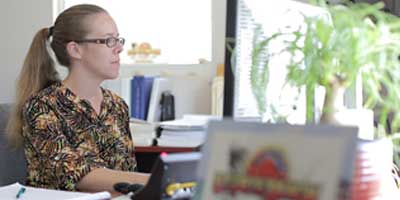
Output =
[{"x1": 74, "y1": 36, "x2": 125, "y2": 48}]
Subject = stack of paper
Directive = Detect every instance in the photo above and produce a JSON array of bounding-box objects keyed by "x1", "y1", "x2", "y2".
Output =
[
  {"x1": 129, "y1": 118, "x2": 159, "y2": 147},
  {"x1": 0, "y1": 183, "x2": 110, "y2": 200},
  {"x1": 159, "y1": 114, "x2": 221, "y2": 130},
  {"x1": 156, "y1": 115, "x2": 221, "y2": 147},
  {"x1": 156, "y1": 130, "x2": 206, "y2": 147}
]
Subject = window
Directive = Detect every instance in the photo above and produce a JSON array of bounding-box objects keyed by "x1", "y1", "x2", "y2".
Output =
[
  {"x1": 57, "y1": 0, "x2": 211, "y2": 65},
  {"x1": 232, "y1": 0, "x2": 328, "y2": 124}
]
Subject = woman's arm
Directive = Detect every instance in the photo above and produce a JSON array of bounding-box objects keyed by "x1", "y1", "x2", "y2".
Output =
[
  {"x1": 23, "y1": 97, "x2": 146, "y2": 193},
  {"x1": 76, "y1": 168, "x2": 149, "y2": 195}
]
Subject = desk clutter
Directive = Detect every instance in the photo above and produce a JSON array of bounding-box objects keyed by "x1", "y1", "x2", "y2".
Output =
[
  {"x1": 125, "y1": 121, "x2": 399, "y2": 199},
  {"x1": 102, "y1": 75, "x2": 175, "y2": 123},
  {"x1": 130, "y1": 115, "x2": 221, "y2": 147},
  {"x1": 2, "y1": 121, "x2": 398, "y2": 199},
  {"x1": 194, "y1": 121, "x2": 400, "y2": 199},
  {"x1": 111, "y1": 152, "x2": 201, "y2": 200}
]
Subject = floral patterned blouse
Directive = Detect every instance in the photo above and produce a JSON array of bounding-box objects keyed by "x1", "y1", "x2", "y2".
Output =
[{"x1": 22, "y1": 82, "x2": 136, "y2": 191}]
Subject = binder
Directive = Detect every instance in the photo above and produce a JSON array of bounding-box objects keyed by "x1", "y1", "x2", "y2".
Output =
[
  {"x1": 147, "y1": 78, "x2": 172, "y2": 122},
  {"x1": 130, "y1": 76, "x2": 154, "y2": 120},
  {"x1": 130, "y1": 76, "x2": 142, "y2": 119}
]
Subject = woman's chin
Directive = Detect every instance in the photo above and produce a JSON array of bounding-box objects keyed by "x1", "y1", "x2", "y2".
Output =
[
  {"x1": 108, "y1": 65, "x2": 120, "y2": 79},
  {"x1": 109, "y1": 72, "x2": 120, "y2": 80},
  {"x1": 103, "y1": 70, "x2": 120, "y2": 80}
]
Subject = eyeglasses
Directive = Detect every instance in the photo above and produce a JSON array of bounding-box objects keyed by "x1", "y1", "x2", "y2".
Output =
[{"x1": 75, "y1": 36, "x2": 125, "y2": 48}]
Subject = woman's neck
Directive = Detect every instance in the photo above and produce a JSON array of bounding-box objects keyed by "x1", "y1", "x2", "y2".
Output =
[{"x1": 62, "y1": 73, "x2": 103, "y2": 101}]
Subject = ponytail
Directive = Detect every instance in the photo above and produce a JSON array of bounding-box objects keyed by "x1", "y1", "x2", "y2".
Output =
[
  {"x1": 7, "y1": 27, "x2": 60, "y2": 147},
  {"x1": 7, "y1": 4, "x2": 107, "y2": 147}
]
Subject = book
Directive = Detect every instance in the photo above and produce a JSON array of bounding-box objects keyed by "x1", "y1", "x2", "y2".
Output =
[
  {"x1": 147, "y1": 78, "x2": 172, "y2": 122},
  {"x1": 0, "y1": 182, "x2": 110, "y2": 200},
  {"x1": 211, "y1": 76, "x2": 224, "y2": 116},
  {"x1": 129, "y1": 118, "x2": 159, "y2": 147},
  {"x1": 130, "y1": 76, "x2": 154, "y2": 120}
]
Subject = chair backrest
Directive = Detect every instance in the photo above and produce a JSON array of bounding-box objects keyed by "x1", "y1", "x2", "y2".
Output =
[{"x1": 0, "y1": 103, "x2": 27, "y2": 186}]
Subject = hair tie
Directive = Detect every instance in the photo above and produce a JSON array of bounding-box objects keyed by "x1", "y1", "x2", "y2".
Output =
[{"x1": 48, "y1": 26, "x2": 54, "y2": 38}]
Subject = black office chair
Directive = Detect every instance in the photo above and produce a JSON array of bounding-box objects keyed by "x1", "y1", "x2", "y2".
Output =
[{"x1": 0, "y1": 103, "x2": 27, "y2": 186}]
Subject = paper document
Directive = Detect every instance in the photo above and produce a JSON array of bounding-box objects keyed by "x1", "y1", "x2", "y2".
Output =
[
  {"x1": 160, "y1": 115, "x2": 221, "y2": 130},
  {"x1": 0, "y1": 183, "x2": 111, "y2": 200}
]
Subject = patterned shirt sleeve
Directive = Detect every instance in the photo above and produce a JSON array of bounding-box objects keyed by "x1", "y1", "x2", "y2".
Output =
[
  {"x1": 22, "y1": 97, "x2": 106, "y2": 191},
  {"x1": 106, "y1": 93, "x2": 137, "y2": 171}
]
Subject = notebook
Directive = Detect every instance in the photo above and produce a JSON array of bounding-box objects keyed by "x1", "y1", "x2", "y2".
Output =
[{"x1": 0, "y1": 182, "x2": 110, "y2": 200}]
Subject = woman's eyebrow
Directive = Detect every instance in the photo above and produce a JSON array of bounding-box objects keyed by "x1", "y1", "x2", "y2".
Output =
[{"x1": 103, "y1": 33, "x2": 119, "y2": 37}]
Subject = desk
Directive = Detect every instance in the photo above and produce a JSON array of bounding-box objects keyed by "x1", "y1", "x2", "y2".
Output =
[{"x1": 135, "y1": 146, "x2": 199, "y2": 173}]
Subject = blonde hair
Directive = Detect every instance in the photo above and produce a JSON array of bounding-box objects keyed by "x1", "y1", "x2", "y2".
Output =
[{"x1": 7, "y1": 4, "x2": 107, "y2": 147}]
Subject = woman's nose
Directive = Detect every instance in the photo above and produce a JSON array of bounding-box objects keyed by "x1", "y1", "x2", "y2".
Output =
[{"x1": 115, "y1": 44, "x2": 123, "y2": 54}]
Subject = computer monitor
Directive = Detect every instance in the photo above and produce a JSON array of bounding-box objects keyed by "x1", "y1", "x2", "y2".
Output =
[
  {"x1": 196, "y1": 120, "x2": 358, "y2": 199},
  {"x1": 224, "y1": 0, "x2": 329, "y2": 122}
]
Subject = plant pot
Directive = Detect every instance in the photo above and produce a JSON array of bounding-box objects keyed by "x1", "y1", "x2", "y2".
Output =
[
  {"x1": 332, "y1": 108, "x2": 374, "y2": 140},
  {"x1": 319, "y1": 85, "x2": 374, "y2": 139}
]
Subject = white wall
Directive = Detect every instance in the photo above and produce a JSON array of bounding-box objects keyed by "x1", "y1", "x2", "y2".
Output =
[
  {"x1": 0, "y1": 0, "x2": 227, "y2": 117},
  {"x1": 111, "y1": 0, "x2": 227, "y2": 117},
  {"x1": 0, "y1": 0, "x2": 53, "y2": 103}
]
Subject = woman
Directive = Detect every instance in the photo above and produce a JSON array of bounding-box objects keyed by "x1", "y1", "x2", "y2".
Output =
[{"x1": 6, "y1": 4, "x2": 149, "y2": 195}]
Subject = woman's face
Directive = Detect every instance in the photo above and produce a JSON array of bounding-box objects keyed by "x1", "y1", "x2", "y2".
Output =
[{"x1": 79, "y1": 12, "x2": 123, "y2": 81}]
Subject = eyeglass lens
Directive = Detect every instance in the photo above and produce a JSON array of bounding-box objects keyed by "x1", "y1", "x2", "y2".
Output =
[{"x1": 106, "y1": 37, "x2": 125, "y2": 47}]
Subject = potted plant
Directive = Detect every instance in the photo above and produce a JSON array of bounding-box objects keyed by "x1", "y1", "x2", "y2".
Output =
[{"x1": 250, "y1": 1, "x2": 400, "y2": 132}]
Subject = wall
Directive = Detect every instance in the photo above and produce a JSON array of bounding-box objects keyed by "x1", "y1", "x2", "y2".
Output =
[
  {"x1": 111, "y1": 0, "x2": 227, "y2": 117},
  {"x1": 0, "y1": 0, "x2": 227, "y2": 117},
  {"x1": 58, "y1": 0, "x2": 227, "y2": 117},
  {"x1": 0, "y1": 0, "x2": 53, "y2": 103}
]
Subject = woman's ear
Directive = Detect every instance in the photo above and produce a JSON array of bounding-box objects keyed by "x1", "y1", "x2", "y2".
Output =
[{"x1": 66, "y1": 41, "x2": 82, "y2": 60}]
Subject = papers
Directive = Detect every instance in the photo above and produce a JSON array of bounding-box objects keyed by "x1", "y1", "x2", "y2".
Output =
[
  {"x1": 156, "y1": 130, "x2": 206, "y2": 148},
  {"x1": 131, "y1": 115, "x2": 221, "y2": 147},
  {"x1": 130, "y1": 118, "x2": 158, "y2": 147},
  {"x1": 159, "y1": 114, "x2": 221, "y2": 130},
  {"x1": 156, "y1": 115, "x2": 221, "y2": 147},
  {"x1": 0, "y1": 183, "x2": 110, "y2": 200}
]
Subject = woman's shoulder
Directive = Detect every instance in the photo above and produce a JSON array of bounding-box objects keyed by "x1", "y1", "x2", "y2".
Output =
[
  {"x1": 102, "y1": 87, "x2": 127, "y2": 105},
  {"x1": 24, "y1": 82, "x2": 61, "y2": 110}
]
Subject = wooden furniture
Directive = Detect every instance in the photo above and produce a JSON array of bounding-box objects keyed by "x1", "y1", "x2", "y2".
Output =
[{"x1": 135, "y1": 146, "x2": 199, "y2": 173}]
